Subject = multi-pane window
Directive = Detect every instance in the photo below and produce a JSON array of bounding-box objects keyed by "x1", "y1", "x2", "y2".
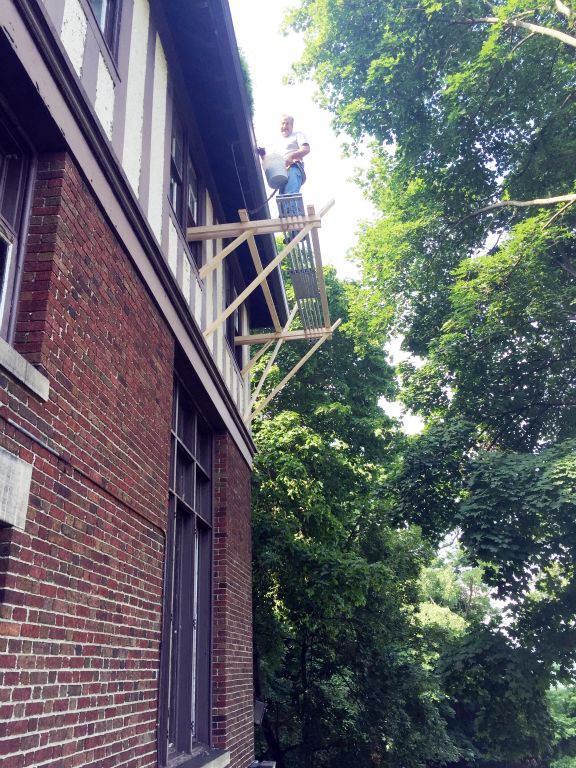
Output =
[
  {"x1": 159, "y1": 378, "x2": 213, "y2": 766},
  {"x1": 0, "y1": 110, "x2": 31, "y2": 340},
  {"x1": 87, "y1": 0, "x2": 121, "y2": 56},
  {"x1": 170, "y1": 111, "x2": 203, "y2": 268}
]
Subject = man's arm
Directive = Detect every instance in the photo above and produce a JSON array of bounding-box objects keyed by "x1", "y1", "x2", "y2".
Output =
[{"x1": 286, "y1": 142, "x2": 310, "y2": 164}]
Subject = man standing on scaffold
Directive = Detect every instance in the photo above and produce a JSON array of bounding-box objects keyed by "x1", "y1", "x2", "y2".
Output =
[{"x1": 258, "y1": 114, "x2": 310, "y2": 194}]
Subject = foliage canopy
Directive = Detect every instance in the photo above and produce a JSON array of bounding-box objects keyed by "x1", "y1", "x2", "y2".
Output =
[
  {"x1": 287, "y1": 0, "x2": 576, "y2": 674},
  {"x1": 252, "y1": 1, "x2": 576, "y2": 765}
]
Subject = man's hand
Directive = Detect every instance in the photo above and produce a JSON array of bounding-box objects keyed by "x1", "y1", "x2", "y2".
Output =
[{"x1": 286, "y1": 144, "x2": 310, "y2": 164}]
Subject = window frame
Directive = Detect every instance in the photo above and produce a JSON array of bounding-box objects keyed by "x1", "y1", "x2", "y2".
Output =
[
  {"x1": 158, "y1": 377, "x2": 213, "y2": 767},
  {"x1": 169, "y1": 109, "x2": 205, "y2": 271},
  {"x1": 86, "y1": 0, "x2": 122, "y2": 60},
  {"x1": 224, "y1": 259, "x2": 244, "y2": 371},
  {"x1": 0, "y1": 106, "x2": 34, "y2": 342}
]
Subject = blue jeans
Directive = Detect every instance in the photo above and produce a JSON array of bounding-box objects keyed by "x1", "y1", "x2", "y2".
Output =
[{"x1": 280, "y1": 164, "x2": 304, "y2": 195}]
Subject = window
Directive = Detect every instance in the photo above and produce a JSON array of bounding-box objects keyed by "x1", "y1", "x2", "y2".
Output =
[
  {"x1": 225, "y1": 261, "x2": 244, "y2": 370},
  {"x1": 170, "y1": 111, "x2": 204, "y2": 269},
  {"x1": 159, "y1": 378, "x2": 213, "y2": 766},
  {"x1": 87, "y1": 0, "x2": 121, "y2": 56},
  {"x1": 0, "y1": 109, "x2": 32, "y2": 340}
]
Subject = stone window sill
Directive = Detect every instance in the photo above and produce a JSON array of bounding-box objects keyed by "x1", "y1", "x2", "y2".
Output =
[
  {"x1": 168, "y1": 747, "x2": 230, "y2": 768},
  {"x1": 0, "y1": 337, "x2": 49, "y2": 401}
]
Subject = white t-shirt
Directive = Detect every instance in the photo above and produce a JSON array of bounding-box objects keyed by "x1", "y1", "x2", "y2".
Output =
[{"x1": 282, "y1": 131, "x2": 308, "y2": 162}]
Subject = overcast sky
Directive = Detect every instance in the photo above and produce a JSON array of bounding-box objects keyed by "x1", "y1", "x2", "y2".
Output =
[
  {"x1": 227, "y1": 1, "x2": 423, "y2": 432},
  {"x1": 227, "y1": 0, "x2": 375, "y2": 280}
]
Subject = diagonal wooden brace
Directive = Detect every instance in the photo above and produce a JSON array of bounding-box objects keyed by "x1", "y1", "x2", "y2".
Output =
[{"x1": 246, "y1": 318, "x2": 342, "y2": 423}]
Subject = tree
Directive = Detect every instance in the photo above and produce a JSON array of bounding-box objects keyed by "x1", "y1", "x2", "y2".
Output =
[
  {"x1": 549, "y1": 683, "x2": 576, "y2": 766},
  {"x1": 251, "y1": 274, "x2": 459, "y2": 768},
  {"x1": 437, "y1": 625, "x2": 554, "y2": 765},
  {"x1": 289, "y1": 0, "x2": 576, "y2": 682},
  {"x1": 419, "y1": 546, "x2": 554, "y2": 766}
]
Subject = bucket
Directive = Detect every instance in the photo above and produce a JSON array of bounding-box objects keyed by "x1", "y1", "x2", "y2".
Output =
[{"x1": 262, "y1": 153, "x2": 288, "y2": 190}]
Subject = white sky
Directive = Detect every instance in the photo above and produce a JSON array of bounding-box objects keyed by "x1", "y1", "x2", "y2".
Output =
[
  {"x1": 227, "y1": 1, "x2": 423, "y2": 433},
  {"x1": 227, "y1": 0, "x2": 375, "y2": 280}
]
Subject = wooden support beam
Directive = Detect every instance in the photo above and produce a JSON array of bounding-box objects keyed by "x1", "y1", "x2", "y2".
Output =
[
  {"x1": 307, "y1": 204, "x2": 332, "y2": 330},
  {"x1": 246, "y1": 318, "x2": 342, "y2": 424},
  {"x1": 235, "y1": 328, "x2": 333, "y2": 345},
  {"x1": 203, "y1": 220, "x2": 318, "y2": 339},
  {"x1": 187, "y1": 212, "x2": 322, "y2": 241},
  {"x1": 318, "y1": 199, "x2": 336, "y2": 218},
  {"x1": 250, "y1": 305, "x2": 299, "y2": 408},
  {"x1": 198, "y1": 230, "x2": 250, "y2": 279},
  {"x1": 239, "y1": 209, "x2": 282, "y2": 333}
]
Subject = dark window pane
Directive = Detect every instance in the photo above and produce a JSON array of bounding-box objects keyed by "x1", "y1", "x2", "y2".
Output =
[
  {"x1": 195, "y1": 473, "x2": 211, "y2": 525},
  {"x1": 194, "y1": 522, "x2": 211, "y2": 742},
  {"x1": 196, "y1": 422, "x2": 211, "y2": 474},
  {"x1": 177, "y1": 397, "x2": 195, "y2": 451},
  {"x1": 0, "y1": 239, "x2": 8, "y2": 301},
  {"x1": 87, "y1": 0, "x2": 120, "y2": 54},
  {"x1": 167, "y1": 504, "x2": 183, "y2": 749},
  {"x1": 169, "y1": 170, "x2": 182, "y2": 222},
  {"x1": 1, "y1": 156, "x2": 25, "y2": 230},
  {"x1": 0, "y1": 108, "x2": 30, "y2": 340},
  {"x1": 190, "y1": 242, "x2": 202, "y2": 270},
  {"x1": 186, "y1": 156, "x2": 198, "y2": 227},
  {"x1": 175, "y1": 447, "x2": 193, "y2": 504},
  {"x1": 169, "y1": 112, "x2": 204, "y2": 273},
  {"x1": 170, "y1": 115, "x2": 185, "y2": 223},
  {"x1": 88, "y1": 0, "x2": 108, "y2": 27},
  {"x1": 168, "y1": 503, "x2": 195, "y2": 754},
  {"x1": 224, "y1": 262, "x2": 243, "y2": 368},
  {"x1": 0, "y1": 119, "x2": 26, "y2": 233},
  {"x1": 171, "y1": 117, "x2": 183, "y2": 176}
]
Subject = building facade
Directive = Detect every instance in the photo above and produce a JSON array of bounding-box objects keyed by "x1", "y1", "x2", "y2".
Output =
[{"x1": 0, "y1": 1, "x2": 287, "y2": 766}]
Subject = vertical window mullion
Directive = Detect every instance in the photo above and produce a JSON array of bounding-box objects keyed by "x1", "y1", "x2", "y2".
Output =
[
  {"x1": 191, "y1": 518, "x2": 200, "y2": 739},
  {"x1": 174, "y1": 504, "x2": 194, "y2": 754},
  {"x1": 160, "y1": 493, "x2": 177, "y2": 762}
]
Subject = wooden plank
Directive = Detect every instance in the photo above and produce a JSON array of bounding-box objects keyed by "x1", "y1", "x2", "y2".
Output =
[
  {"x1": 307, "y1": 204, "x2": 332, "y2": 330},
  {"x1": 318, "y1": 199, "x2": 336, "y2": 217},
  {"x1": 239, "y1": 209, "x2": 282, "y2": 333},
  {"x1": 235, "y1": 328, "x2": 332, "y2": 345},
  {"x1": 187, "y1": 212, "x2": 322, "y2": 241},
  {"x1": 203, "y1": 221, "x2": 318, "y2": 339},
  {"x1": 198, "y1": 231, "x2": 250, "y2": 279},
  {"x1": 247, "y1": 318, "x2": 342, "y2": 423}
]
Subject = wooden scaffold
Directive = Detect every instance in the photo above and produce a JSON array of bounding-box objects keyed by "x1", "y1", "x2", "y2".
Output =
[{"x1": 187, "y1": 194, "x2": 341, "y2": 423}]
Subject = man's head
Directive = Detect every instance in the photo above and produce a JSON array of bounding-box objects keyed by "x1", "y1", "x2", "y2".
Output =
[{"x1": 280, "y1": 114, "x2": 294, "y2": 137}]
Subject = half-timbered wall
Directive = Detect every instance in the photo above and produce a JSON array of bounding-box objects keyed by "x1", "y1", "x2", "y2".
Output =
[{"x1": 40, "y1": 0, "x2": 249, "y2": 417}]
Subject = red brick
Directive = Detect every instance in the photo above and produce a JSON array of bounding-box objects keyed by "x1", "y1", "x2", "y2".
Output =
[{"x1": 1, "y1": 148, "x2": 256, "y2": 768}]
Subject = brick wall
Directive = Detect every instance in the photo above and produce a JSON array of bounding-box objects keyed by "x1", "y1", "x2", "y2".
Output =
[
  {"x1": 213, "y1": 432, "x2": 254, "y2": 768},
  {"x1": 0, "y1": 152, "x2": 175, "y2": 768},
  {"x1": 0, "y1": 152, "x2": 257, "y2": 768},
  {"x1": 15, "y1": 154, "x2": 173, "y2": 528}
]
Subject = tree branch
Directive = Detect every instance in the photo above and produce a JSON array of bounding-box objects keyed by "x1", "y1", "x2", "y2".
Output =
[
  {"x1": 556, "y1": 0, "x2": 572, "y2": 19},
  {"x1": 456, "y1": 193, "x2": 576, "y2": 224},
  {"x1": 543, "y1": 199, "x2": 576, "y2": 228},
  {"x1": 556, "y1": 253, "x2": 576, "y2": 277},
  {"x1": 461, "y1": 16, "x2": 576, "y2": 49}
]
